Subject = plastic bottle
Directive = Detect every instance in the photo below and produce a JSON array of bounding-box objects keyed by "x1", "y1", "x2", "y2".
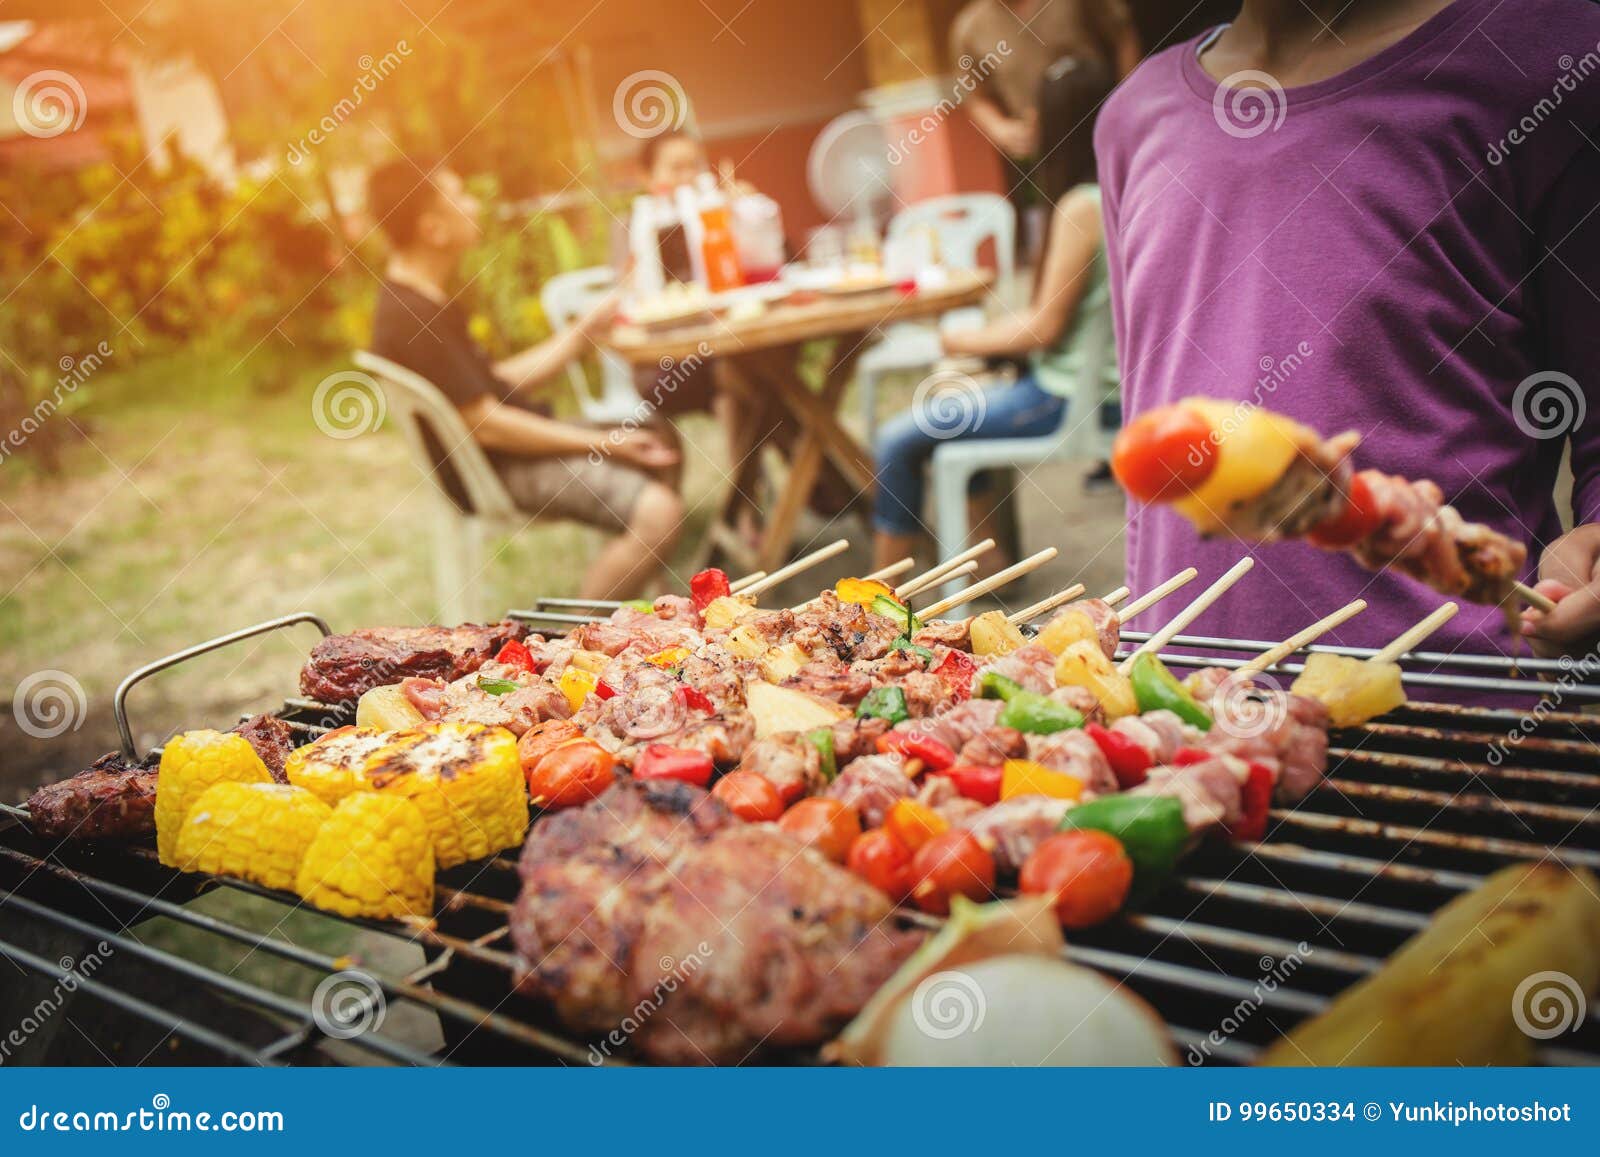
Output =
[
  {"x1": 731, "y1": 192, "x2": 785, "y2": 283},
  {"x1": 691, "y1": 174, "x2": 744, "y2": 292}
]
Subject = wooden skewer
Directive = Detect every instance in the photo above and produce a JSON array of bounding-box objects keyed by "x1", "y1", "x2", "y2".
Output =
[
  {"x1": 1237, "y1": 599, "x2": 1368, "y2": 675},
  {"x1": 1007, "y1": 583, "x2": 1087, "y2": 625},
  {"x1": 893, "y1": 539, "x2": 996, "y2": 599},
  {"x1": 1373, "y1": 601, "x2": 1459, "y2": 665},
  {"x1": 1116, "y1": 567, "x2": 1200, "y2": 622},
  {"x1": 739, "y1": 539, "x2": 850, "y2": 598},
  {"x1": 1118, "y1": 557, "x2": 1255, "y2": 674},
  {"x1": 1101, "y1": 585, "x2": 1132, "y2": 607},
  {"x1": 728, "y1": 570, "x2": 767, "y2": 594},
  {"x1": 1514, "y1": 580, "x2": 1558, "y2": 613},
  {"x1": 898, "y1": 559, "x2": 979, "y2": 600},
  {"x1": 789, "y1": 557, "x2": 916, "y2": 611},
  {"x1": 916, "y1": 547, "x2": 1059, "y2": 619}
]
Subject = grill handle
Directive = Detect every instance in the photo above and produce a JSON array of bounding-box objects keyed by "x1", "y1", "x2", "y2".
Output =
[{"x1": 114, "y1": 612, "x2": 332, "y2": 760}]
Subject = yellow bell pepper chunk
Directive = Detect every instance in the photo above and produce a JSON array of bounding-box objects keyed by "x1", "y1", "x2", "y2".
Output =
[
  {"x1": 1170, "y1": 401, "x2": 1314, "y2": 533},
  {"x1": 644, "y1": 646, "x2": 692, "y2": 668},
  {"x1": 1000, "y1": 759, "x2": 1085, "y2": 802},
  {"x1": 558, "y1": 666, "x2": 599, "y2": 712},
  {"x1": 835, "y1": 577, "x2": 894, "y2": 607}
]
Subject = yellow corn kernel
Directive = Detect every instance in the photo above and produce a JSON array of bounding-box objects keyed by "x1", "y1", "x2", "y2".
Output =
[
  {"x1": 284, "y1": 726, "x2": 393, "y2": 806},
  {"x1": 155, "y1": 730, "x2": 273, "y2": 867},
  {"x1": 364, "y1": 723, "x2": 527, "y2": 868},
  {"x1": 296, "y1": 793, "x2": 434, "y2": 920},
  {"x1": 174, "y1": 782, "x2": 331, "y2": 891},
  {"x1": 558, "y1": 666, "x2": 598, "y2": 712},
  {"x1": 1000, "y1": 759, "x2": 1085, "y2": 802}
]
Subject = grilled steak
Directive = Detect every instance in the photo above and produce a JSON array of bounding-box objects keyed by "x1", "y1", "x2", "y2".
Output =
[
  {"x1": 298, "y1": 621, "x2": 530, "y2": 703},
  {"x1": 232, "y1": 712, "x2": 296, "y2": 779},
  {"x1": 510, "y1": 778, "x2": 921, "y2": 1064}
]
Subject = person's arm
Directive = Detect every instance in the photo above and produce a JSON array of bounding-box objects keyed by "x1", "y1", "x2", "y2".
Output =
[
  {"x1": 493, "y1": 288, "x2": 620, "y2": 393},
  {"x1": 965, "y1": 94, "x2": 1036, "y2": 159},
  {"x1": 460, "y1": 395, "x2": 680, "y2": 473},
  {"x1": 1517, "y1": 143, "x2": 1600, "y2": 657},
  {"x1": 941, "y1": 188, "x2": 1103, "y2": 360}
]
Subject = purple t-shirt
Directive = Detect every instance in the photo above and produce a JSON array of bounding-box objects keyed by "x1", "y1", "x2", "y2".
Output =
[{"x1": 1095, "y1": 0, "x2": 1600, "y2": 660}]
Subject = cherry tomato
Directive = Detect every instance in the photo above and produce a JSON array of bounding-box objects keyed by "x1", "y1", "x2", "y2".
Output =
[
  {"x1": 909, "y1": 830, "x2": 996, "y2": 915},
  {"x1": 846, "y1": 828, "x2": 914, "y2": 900},
  {"x1": 517, "y1": 719, "x2": 582, "y2": 776},
  {"x1": 1019, "y1": 830, "x2": 1133, "y2": 928},
  {"x1": 525, "y1": 738, "x2": 616, "y2": 810},
  {"x1": 711, "y1": 771, "x2": 785, "y2": 822},
  {"x1": 777, "y1": 798, "x2": 862, "y2": 863},
  {"x1": 1111, "y1": 404, "x2": 1218, "y2": 503},
  {"x1": 1308, "y1": 471, "x2": 1383, "y2": 549},
  {"x1": 494, "y1": 639, "x2": 536, "y2": 672},
  {"x1": 632, "y1": 743, "x2": 714, "y2": 787}
]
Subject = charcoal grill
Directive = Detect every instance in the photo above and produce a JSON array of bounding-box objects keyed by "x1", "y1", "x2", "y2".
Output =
[{"x1": 2, "y1": 604, "x2": 1597, "y2": 1066}]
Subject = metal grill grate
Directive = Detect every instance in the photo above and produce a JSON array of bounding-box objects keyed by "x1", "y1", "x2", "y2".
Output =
[{"x1": 2, "y1": 605, "x2": 1597, "y2": 1066}]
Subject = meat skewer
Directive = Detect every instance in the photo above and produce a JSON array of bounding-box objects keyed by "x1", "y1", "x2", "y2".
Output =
[
  {"x1": 1118, "y1": 557, "x2": 1255, "y2": 674},
  {"x1": 916, "y1": 548, "x2": 1060, "y2": 618},
  {"x1": 736, "y1": 538, "x2": 851, "y2": 599},
  {"x1": 1111, "y1": 399, "x2": 1537, "y2": 608},
  {"x1": 895, "y1": 539, "x2": 997, "y2": 598},
  {"x1": 1112, "y1": 567, "x2": 1199, "y2": 620},
  {"x1": 1006, "y1": 584, "x2": 1087, "y2": 625}
]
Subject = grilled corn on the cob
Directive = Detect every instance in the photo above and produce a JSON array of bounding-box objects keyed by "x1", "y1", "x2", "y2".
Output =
[
  {"x1": 296, "y1": 793, "x2": 434, "y2": 920},
  {"x1": 173, "y1": 782, "x2": 331, "y2": 891},
  {"x1": 155, "y1": 729, "x2": 273, "y2": 866},
  {"x1": 286, "y1": 722, "x2": 527, "y2": 868}
]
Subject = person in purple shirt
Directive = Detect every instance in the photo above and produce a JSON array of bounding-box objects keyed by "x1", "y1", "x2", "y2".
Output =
[{"x1": 1094, "y1": 0, "x2": 1600, "y2": 662}]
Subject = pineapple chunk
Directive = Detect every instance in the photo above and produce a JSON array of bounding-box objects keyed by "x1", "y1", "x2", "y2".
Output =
[
  {"x1": 727, "y1": 623, "x2": 769, "y2": 659},
  {"x1": 703, "y1": 595, "x2": 758, "y2": 629},
  {"x1": 356, "y1": 683, "x2": 428, "y2": 731},
  {"x1": 1054, "y1": 641, "x2": 1138, "y2": 718},
  {"x1": 759, "y1": 643, "x2": 809, "y2": 683},
  {"x1": 970, "y1": 610, "x2": 1026, "y2": 657},
  {"x1": 567, "y1": 649, "x2": 611, "y2": 674},
  {"x1": 745, "y1": 680, "x2": 849, "y2": 739},
  {"x1": 1037, "y1": 609, "x2": 1099, "y2": 656},
  {"x1": 1291, "y1": 652, "x2": 1406, "y2": 727}
]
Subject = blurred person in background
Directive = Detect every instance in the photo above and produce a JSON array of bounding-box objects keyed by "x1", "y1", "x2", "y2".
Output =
[
  {"x1": 872, "y1": 57, "x2": 1118, "y2": 575},
  {"x1": 1096, "y1": 0, "x2": 1600, "y2": 659},
  {"x1": 366, "y1": 158, "x2": 686, "y2": 602}
]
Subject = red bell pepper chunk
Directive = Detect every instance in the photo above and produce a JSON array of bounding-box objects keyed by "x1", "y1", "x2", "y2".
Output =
[
  {"x1": 1228, "y1": 762, "x2": 1275, "y2": 842},
  {"x1": 1171, "y1": 746, "x2": 1213, "y2": 767},
  {"x1": 595, "y1": 679, "x2": 617, "y2": 700},
  {"x1": 689, "y1": 568, "x2": 731, "y2": 612},
  {"x1": 494, "y1": 640, "x2": 535, "y2": 672},
  {"x1": 932, "y1": 649, "x2": 979, "y2": 698},
  {"x1": 939, "y1": 763, "x2": 1003, "y2": 806},
  {"x1": 632, "y1": 744, "x2": 715, "y2": 787},
  {"x1": 676, "y1": 685, "x2": 715, "y2": 714},
  {"x1": 875, "y1": 731, "x2": 957, "y2": 771},
  {"x1": 1084, "y1": 722, "x2": 1154, "y2": 789}
]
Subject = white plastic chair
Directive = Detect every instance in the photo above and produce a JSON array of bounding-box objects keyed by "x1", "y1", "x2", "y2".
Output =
[
  {"x1": 353, "y1": 351, "x2": 523, "y2": 624},
  {"x1": 539, "y1": 266, "x2": 646, "y2": 426},
  {"x1": 926, "y1": 293, "x2": 1117, "y2": 615},
  {"x1": 857, "y1": 194, "x2": 1017, "y2": 442}
]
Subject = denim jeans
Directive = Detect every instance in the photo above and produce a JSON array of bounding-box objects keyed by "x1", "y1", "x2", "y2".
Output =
[{"x1": 872, "y1": 373, "x2": 1066, "y2": 535}]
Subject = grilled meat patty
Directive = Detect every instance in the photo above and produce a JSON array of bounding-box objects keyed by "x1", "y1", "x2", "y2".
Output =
[
  {"x1": 510, "y1": 778, "x2": 922, "y2": 1064},
  {"x1": 298, "y1": 621, "x2": 530, "y2": 704}
]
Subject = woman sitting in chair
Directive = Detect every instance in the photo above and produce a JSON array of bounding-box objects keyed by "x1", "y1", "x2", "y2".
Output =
[{"x1": 872, "y1": 56, "x2": 1118, "y2": 574}]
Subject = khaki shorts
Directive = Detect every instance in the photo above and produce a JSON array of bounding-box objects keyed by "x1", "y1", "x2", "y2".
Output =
[{"x1": 493, "y1": 452, "x2": 650, "y2": 533}]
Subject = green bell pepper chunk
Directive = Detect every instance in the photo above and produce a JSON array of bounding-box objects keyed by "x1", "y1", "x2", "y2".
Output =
[
  {"x1": 997, "y1": 690, "x2": 1083, "y2": 734},
  {"x1": 1127, "y1": 653, "x2": 1213, "y2": 731},
  {"x1": 974, "y1": 671, "x2": 1025, "y2": 701},
  {"x1": 621, "y1": 599, "x2": 655, "y2": 614},
  {"x1": 856, "y1": 685, "x2": 910, "y2": 725},
  {"x1": 1058, "y1": 794, "x2": 1188, "y2": 904},
  {"x1": 804, "y1": 726, "x2": 838, "y2": 782},
  {"x1": 870, "y1": 594, "x2": 921, "y2": 639},
  {"x1": 891, "y1": 638, "x2": 936, "y2": 665},
  {"x1": 476, "y1": 675, "x2": 520, "y2": 696}
]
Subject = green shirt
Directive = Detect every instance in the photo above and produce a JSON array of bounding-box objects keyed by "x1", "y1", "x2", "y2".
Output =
[{"x1": 1030, "y1": 184, "x2": 1118, "y2": 403}]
